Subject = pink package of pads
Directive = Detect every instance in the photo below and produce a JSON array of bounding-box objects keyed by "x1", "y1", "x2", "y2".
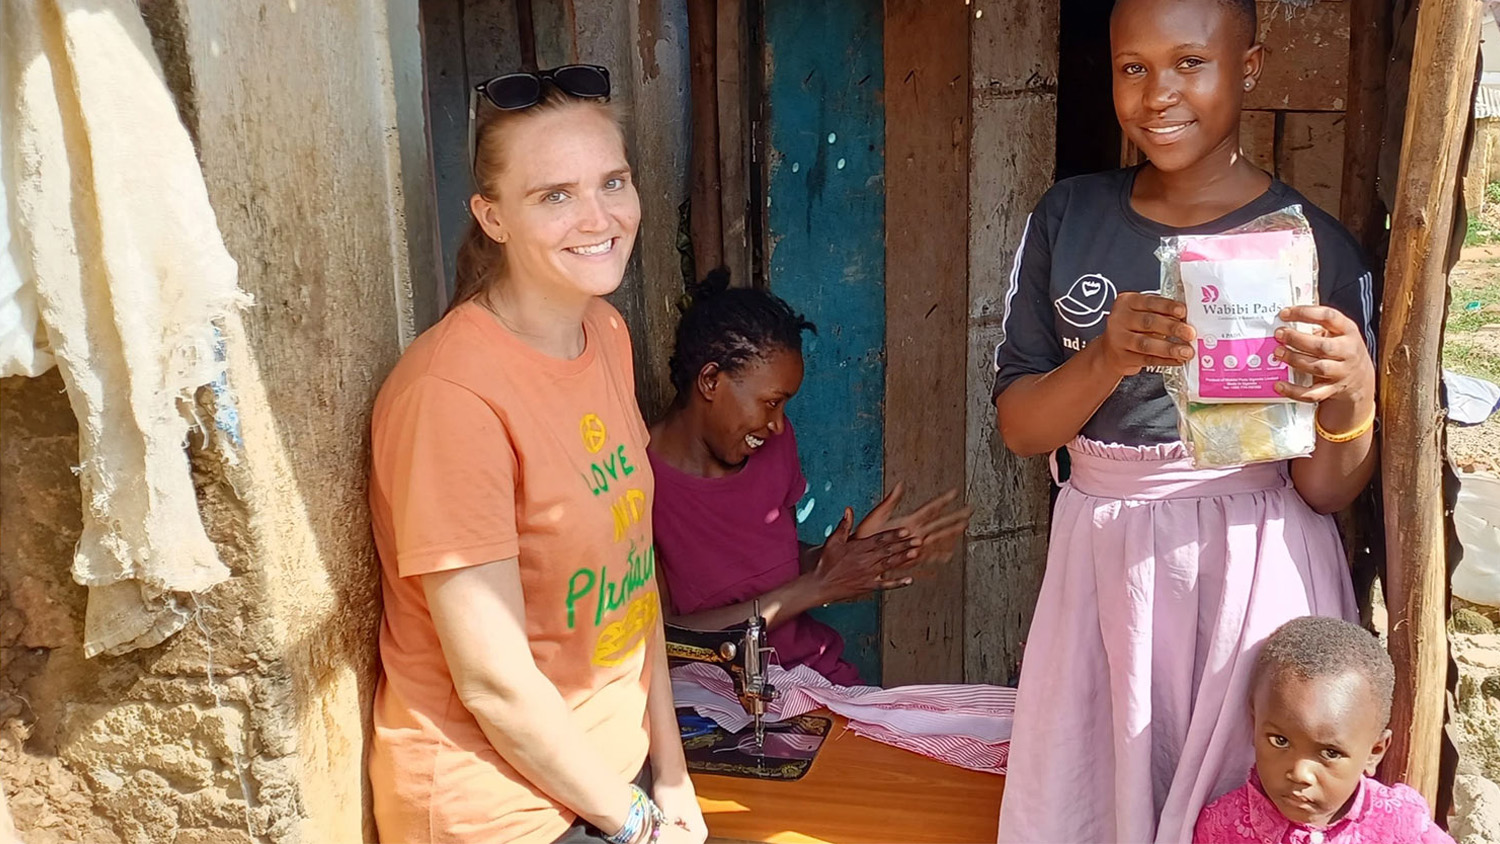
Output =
[
  {"x1": 1174, "y1": 228, "x2": 1317, "y2": 402},
  {"x1": 1156, "y1": 206, "x2": 1320, "y2": 467}
]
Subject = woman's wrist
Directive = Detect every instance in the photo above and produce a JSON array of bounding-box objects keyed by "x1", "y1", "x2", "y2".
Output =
[
  {"x1": 791, "y1": 569, "x2": 834, "y2": 609},
  {"x1": 603, "y1": 784, "x2": 664, "y2": 844},
  {"x1": 1315, "y1": 366, "x2": 1377, "y2": 434},
  {"x1": 593, "y1": 782, "x2": 640, "y2": 841},
  {"x1": 1079, "y1": 340, "x2": 1132, "y2": 393}
]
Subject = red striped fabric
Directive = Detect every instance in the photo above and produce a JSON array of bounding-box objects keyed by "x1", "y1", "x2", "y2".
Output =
[{"x1": 671, "y1": 663, "x2": 1015, "y2": 774}]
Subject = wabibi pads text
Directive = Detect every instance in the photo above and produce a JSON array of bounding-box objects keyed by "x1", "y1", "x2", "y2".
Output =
[{"x1": 1157, "y1": 206, "x2": 1318, "y2": 468}]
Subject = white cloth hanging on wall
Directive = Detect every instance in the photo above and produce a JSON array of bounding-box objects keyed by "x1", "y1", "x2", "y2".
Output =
[
  {"x1": 0, "y1": 47, "x2": 52, "y2": 379},
  {"x1": 3, "y1": 1, "x2": 249, "y2": 656}
]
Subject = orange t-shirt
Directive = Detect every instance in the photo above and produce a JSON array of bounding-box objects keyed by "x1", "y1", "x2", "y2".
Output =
[{"x1": 368, "y1": 299, "x2": 659, "y2": 844}]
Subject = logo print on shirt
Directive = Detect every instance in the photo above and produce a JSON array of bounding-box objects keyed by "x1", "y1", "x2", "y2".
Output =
[
  {"x1": 1054, "y1": 273, "x2": 1117, "y2": 328},
  {"x1": 580, "y1": 414, "x2": 608, "y2": 454}
]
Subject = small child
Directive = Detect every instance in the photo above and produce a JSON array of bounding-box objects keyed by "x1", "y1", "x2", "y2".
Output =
[{"x1": 1193, "y1": 616, "x2": 1454, "y2": 843}]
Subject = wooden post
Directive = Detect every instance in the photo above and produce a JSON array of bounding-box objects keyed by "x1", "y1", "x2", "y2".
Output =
[
  {"x1": 717, "y1": 0, "x2": 752, "y2": 287},
  {"x1": 1337, "y1": 0, "x2": 1392, "y2": 677},
  {"x1": 964, "y1": 1, "x2": 1059, "y2": 686},
  {"x1": 516, "y1": 0, "x2": 538, "y2": 72},
  {"x1": 687, "y1": 0, "x2": 724, "y2": 277},
  {"x1": 1340, "y1": 0, "x2": 1392, "y2": 255},
  {"x1": 531, "y1": 0, "x2": 579, "y2": 68},
  {"x1": 1378, "y1": 0, "x2": 1479, "y2": 807},
  {"x1": 628, "y1": 0, "x2": 693, "y2": 418},
  {"x1": 882, "y1": 0, "x2": 971, "y2": 685}
]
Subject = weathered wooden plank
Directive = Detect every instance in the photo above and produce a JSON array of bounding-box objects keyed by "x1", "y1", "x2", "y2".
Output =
[
  {"x1": 1278, "y1": 111, "x2": 1346, "y2": 217},
  {"x1": 717, "y1": 0, "x2": 752, "y2": 287},
  {"x1": 881, "y1": 0, "x2": 970, "y2": 686},
  {"x1": 573, "y1": 0, "x2": 658, "y2": 409},
  {"x1": 965, "y1": 531, "x2": 1050, "y2": 686},
  {"x1": 1240, "y1": 109, "x2": 1277, "y2": 174},
  {"x1": 1377, "y1": 0, "x2": 1479, "y2": 809},
  {"x1": 629, "y1": 0, "x2": 692, "y2": 420},
  {"x1": 965, "y1": 322, "x2": 1053, "y2": 687},
  {"x1": 418, "y1": 0, "x2": 471, "y2": 308},
  {"x1": 763, "y1": 0, "x2": 886, "y2": 682},
  {"x1": 532, "y1": 0, "x2": 578, "y2": 68},
  {"x1": 516, "y1": 0, "x2": 538, "y2": 70},
  {"x1": 966, "y1": 0, "x2": 1058, "y2": 686},
  {"x1": 391, "y1": 0, "x2": 445, "y2": 337},
  {"x1": 687, "y1": 0, "x2": 723, "y2": 276},
  {"x1": 1250, "y1": 1, "x2": 1350, "y2": 112},
  {"x1": 464, "y1": 0, "x2": 524, "y2": 82},
  {"x1": 1340, "y1": 0, "x2": 1392, "y2": 254}
]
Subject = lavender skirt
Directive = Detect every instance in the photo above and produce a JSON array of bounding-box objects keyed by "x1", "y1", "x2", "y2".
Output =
[{"x1": 995, "y1": 438, "x2": 1356, "y2": 844}]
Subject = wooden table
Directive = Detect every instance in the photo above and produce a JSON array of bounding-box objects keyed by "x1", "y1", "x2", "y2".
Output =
[{"x1": 693, "y1": 713, "x2": 1006, "y2": 843}]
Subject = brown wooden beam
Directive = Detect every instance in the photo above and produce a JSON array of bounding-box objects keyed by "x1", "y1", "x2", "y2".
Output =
[
  {"x1": 965, "y1": 0, "x2": 1059, "y2": 688},
  {"x1": 628, "y1": 0, "x2": 693, "y2": 419},
  {"x1": 1340, "y1": 0, "x2": 1393, "y2": 255},
  {"x1": 881, "y1": 0, "x2": 971, "y2": 685},
  {"x1": 687, "y1": 0, "x2": 724, "y2": 277},
  {"x1": 531, "y1": 0, "x2": 578, "y2": 68},
  {"x1": 515, "y1": 0, "x2": 538, "y2": 72},
  {"x1": 1378, "y1": 0, "x2": 1479, "y2": 808},
  {"x1": 717, "y1": 0, "x2": 751, "y2": 287}
]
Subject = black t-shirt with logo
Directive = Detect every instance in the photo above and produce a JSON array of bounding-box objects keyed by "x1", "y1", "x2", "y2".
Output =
[{"x1": 992, "y1": 167, "x2": 1376, "y2": 447}]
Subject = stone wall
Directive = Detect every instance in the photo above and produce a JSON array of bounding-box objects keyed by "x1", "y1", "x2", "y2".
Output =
[{"x1": 0, "y1": 1, "x2": 438, "y2": 840}]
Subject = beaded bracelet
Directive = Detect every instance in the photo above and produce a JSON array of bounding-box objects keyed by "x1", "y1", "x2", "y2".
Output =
[
  {"x1": 603, "y1": 786, "x2": 651, "y2": 844},
  {"x1": 644, "y1": 798, "x2": 668, "y2": 844}
]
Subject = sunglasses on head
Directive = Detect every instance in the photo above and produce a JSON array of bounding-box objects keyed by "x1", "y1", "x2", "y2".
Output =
[
  {"x1": 474, "y1": 64, "x2": 611, "y2": 110},
  {"x1": 467, "y1": 64, "x2": 612, "y2": 179}
]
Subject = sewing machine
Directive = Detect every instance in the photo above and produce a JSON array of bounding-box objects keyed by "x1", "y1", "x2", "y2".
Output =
[
  {"x1": 665, "y1": 605, "x2": 777, "y2": 747},
  {"x1": 665, "y1": 603, "x2": 829, "y2": 778},
  {"x1": 669, "y1": 607, "x2": 1007, "y2": 840}
]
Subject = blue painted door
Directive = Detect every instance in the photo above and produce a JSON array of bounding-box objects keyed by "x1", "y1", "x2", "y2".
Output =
[{"x1": 762, "y1": 0, "x2": 885, "y2": 683}]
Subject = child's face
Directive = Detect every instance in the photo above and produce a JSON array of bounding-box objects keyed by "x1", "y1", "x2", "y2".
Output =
[
  {"x1": 1251, "y1": 669, "x2": 1392, "y2": 828},
  {"x1": 1109, "y1": 0, "x2": 1262, "y2": 173}
]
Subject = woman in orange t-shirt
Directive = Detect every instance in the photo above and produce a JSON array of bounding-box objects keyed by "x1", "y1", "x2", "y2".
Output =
[{"x1": 367, "y1": 67, "x2": 703, "y2": 844}]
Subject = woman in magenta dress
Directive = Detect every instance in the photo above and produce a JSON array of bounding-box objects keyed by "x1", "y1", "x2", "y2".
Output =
[{"x1": 648, "y1": 272, "x2": 971, "y2": 684}]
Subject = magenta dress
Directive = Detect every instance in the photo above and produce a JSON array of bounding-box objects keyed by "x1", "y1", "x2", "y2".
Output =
[{"x1": 650, "y1": 422, "x2": 861, "y2": 685}]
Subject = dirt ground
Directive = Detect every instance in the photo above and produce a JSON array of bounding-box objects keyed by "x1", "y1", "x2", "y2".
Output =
[{"x1": 1441, "y1": 242, "x2": 1500, "y2": 844}]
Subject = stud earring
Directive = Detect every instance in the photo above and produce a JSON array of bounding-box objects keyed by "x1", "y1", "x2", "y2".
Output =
[{"x1": 1244, "y1": 80, "x2": 1253, "y2": 90}]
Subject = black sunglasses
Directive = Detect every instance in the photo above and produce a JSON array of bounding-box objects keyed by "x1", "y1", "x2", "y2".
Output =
[
  {"x1": 474, "y1": 64, "x2": 611, "y2": 111},
  {"x1": 468, "y1": 64, "x2": 613, "y2": 178}
]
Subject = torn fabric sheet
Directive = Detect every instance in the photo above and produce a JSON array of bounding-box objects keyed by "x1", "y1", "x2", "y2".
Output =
[
  {"x1": 3, "y1": 1, "x2": 249, "y2": 656},
  {"x1": 0, "y1": 21, "x2": 51, "y2": 379},
  {"x1": 671, "y1": 662, "x2": 1015, "y2": 774}
]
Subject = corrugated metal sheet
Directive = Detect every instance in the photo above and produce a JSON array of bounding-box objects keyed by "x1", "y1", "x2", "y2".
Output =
[{"x1": 1478, "y1": 82, "x2": 1500, "y2": 120}]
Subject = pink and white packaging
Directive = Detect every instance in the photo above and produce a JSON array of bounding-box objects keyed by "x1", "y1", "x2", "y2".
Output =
[{"x1": 1175, "y1": 228, "x2": 1318, "y2": 403}]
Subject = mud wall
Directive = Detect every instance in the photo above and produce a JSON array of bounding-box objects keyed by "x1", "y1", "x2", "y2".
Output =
[{"x1": 0, "y1": 1, "x2": 436, "y2": 841}]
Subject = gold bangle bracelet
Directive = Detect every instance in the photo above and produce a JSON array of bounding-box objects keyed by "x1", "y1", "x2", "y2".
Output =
[{"x1": 1315, "y1": 406, "x2": 1376, "y2": 443}]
